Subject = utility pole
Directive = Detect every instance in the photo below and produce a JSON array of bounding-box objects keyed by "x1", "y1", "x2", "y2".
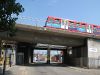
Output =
[{"x1": 3, "y1": 32, "x2": 9, "y2": 75}]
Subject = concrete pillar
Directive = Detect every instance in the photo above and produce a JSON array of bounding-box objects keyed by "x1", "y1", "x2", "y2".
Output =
[
  {"x1": 13, "y1": 45, "x2": 16, "y2": 65},
  {"x1": 16, "y1": 42, "x2": 30, "y2": 65},
  {"x1": 28, "y1": 49, "x2": 31, "y2": 64},
  {"x1": 87, "y1": 38, "x2": 100, "y2": 68},
  {"x1": 47, "y1": 47, "x2": 50, "y2": 64},
  {"x1": 28, "y1": 46, "x2": 34, "y2": 64},
  {"x1": 63, "y1": 49, "x2": 67, "y2": 64},
  {"x1": 72, "y1": 45, "x2": 88, "y2": 67},
  {"x1": 31, "y1": 49, "x2": 33, "y2": 63}
]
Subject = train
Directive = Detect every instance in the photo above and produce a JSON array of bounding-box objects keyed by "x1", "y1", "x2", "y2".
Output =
[{"x1": 44, "y1": 16, "x2": 100, "y2": 35}]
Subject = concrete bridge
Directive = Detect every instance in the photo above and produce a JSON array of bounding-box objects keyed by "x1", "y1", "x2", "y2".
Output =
[
  {"x1": 0, "y1": 24, "x2": 100, "y2": 69},
  {"x1": 0, "y1": 24, "x2": 99, "y2": 46}
]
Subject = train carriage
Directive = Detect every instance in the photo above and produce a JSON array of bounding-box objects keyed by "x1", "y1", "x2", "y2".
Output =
[{"x1": 45, "y1": 16, "x2": 100, "y2": 36}]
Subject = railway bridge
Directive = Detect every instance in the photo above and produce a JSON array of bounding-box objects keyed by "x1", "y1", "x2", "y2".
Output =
[{"x1": 0, "y1": 24, "x2": 100, "y2": 69}]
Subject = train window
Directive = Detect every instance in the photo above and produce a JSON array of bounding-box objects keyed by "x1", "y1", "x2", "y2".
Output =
[
  {"x1": 81, "y1": 25, "x2": 85, "y2": 29},
  {"x1": 50, "y1": 18, "x2": 61, "y2": 28},
  {"x1": 48, "y1": 18, "x2": 54, "y2": 23},
  {"x1": 82, "y1": 26, "x2": 86, "y2": 31},
  {"x1": 54, "y1": 19, "x2": 61, "y2": 24},
  {"x1": 45, "y1": 17, "x2": 54, "y2": 27},
  {"x1": 76, "y1": 23, "x2": 80, "y2": 28},
  {"x1": 62, "y1": 20, "x2": 68, "y2": 25},
  {"x1": 93, "y1": 25, "x2": 100, "y2": 35},
  {"x1": 81, "y1": 23, "x2": 86, "y2": 29},
  {"x1": 93, "y1": 25, "x2": 97, "y2": 32},
  {"x1": 77, "y1": 23, "x2": 87, "y2": 32},
  {"x1": 69, "y1": 21, "x2": 74, "y2": 28}
]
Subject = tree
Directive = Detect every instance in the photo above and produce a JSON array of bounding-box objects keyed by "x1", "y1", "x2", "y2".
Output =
[
  {"x1": 0, "y1": 0, "x2": 24, "y2": 75},
  {"x1": 0, "y1": 0, "x2": 24, "y2": 33}
]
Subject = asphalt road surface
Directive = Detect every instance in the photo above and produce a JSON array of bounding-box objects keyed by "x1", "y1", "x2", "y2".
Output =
[{"x1": 5, "y1": 64, "x2": 100, "y2": 75}]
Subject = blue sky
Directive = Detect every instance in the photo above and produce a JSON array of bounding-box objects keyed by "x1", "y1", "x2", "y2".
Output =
[{"x1": 16, "y1": 0, "x2": 100, "y2": 26}]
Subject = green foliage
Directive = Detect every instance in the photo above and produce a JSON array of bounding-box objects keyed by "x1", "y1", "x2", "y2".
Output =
[{"x1": 0, "y1": 0, "x2": 24, "y2": 36}]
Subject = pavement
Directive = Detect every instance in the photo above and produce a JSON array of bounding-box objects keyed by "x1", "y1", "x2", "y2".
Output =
[
  {"x1": 0, "y1": 65, "x2": 3, "y2": 75},
  {"x1": 0, "y1": 65, "x2": 11, "y2": 75},
  {"x1": 2, "y1": 64, "x2": 100, "y2": 75}
]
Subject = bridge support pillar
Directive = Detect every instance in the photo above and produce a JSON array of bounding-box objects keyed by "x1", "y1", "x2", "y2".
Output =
[
  {"x1": 30, "y1": 43, "x2": 36, "y2": 63},
  {"x1": 87, "y1": 38, "x2": 100, "y2": 68},
  {"x1": 47, "y1": 47, "x2": 50, "y2": 64},
  {"x1": 72, "y1": 46, "x2": 87, "y2": 67},
  {"x1": 16, "y1": 42, "x2": 35, "y2": 65},
  {"x1": 28, "y1": 48, "x2": 32, "y2": 64},
  {"x1": 30, "y1": 49, "x2": 33, "y2": 63},
  {"x1": 63, "y1": 49, "x2": 67, "y2": 64}
]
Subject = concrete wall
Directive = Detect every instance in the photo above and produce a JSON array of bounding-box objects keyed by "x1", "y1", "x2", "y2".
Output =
[
  {"x1": 72, "y1": 46, "x2": 88, "y2": 67},
  {"x1": 16, "y1": 42, "x2": 35, "y2": 65},
  {"x1": 87, "y1": 38, "x2": 100, "y2": 68}
]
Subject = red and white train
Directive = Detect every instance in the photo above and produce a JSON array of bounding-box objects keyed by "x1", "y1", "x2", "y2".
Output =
[{"x1": 45, "y1": 16, "x2": 100, "y2": 35}]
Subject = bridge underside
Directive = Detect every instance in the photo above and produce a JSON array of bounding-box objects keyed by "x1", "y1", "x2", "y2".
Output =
[{"x1": 0, "y1": 31, "x2": 88, "y2": 68}]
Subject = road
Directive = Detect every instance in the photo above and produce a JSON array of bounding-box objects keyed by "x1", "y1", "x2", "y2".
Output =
[{"x1": 5, "y1": 64, "x2": 100, "y2": 75}]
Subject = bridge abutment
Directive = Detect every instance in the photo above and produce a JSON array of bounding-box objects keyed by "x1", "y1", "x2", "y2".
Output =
[
  {"x1": 63, "y1": 39, "x2": 88, "y2": 68},
  {"x1": 87, "y1": 38, "x2": 100, "y2": 68},
  {"x1": 16, "y1": 42, "x2": 36, "y2": 65}
]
